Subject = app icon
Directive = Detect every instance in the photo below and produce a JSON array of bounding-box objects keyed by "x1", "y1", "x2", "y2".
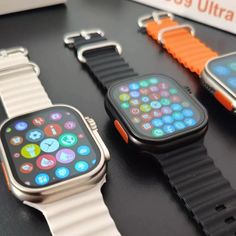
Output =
[
  {"x1": 36, "y1": 154, "x2": 57, "y2": 170},
  {"x1": 171, "y1": 95, "x2": 181, "y2": 103},
  {"x1": 141, "y1": 113, "x2": 152, "y2": 122},
  {"x1": 171, "y1": 103, "x2": 182, "y2": 111},
  {"x1": 132, "y1": 117, "x2": 141, "y2": 124},
  {"x1": 13, "y1": 153, "x2": 20, "y2": 158},
  {"x1": 172, "y1": 112, "x2": 184, "y2": 121},
  {"x1": 149, "y1": 86, "x2": 159, "y2": 92},
  {"x1": 40, "y1": 138, "x2": 60, "y2": 153},
  {"x1": 151, "y1": 110, "x2": 162, "y2": 118},
  {"x1": 162, "y1": 115, "x2": 174, "y2": 124},
  {"x1": 169, "y1": 88, "x2": 178, "y2": 94},
  {"x1": 140, "y1": 88, "x2": 150, "y2": 95},
  {"x1": 55, "y1": 167, "x2": 70, "y2": 179},
  {"x1": 50, "y1": 112, "x2": 62, "y2": 121},
  {"x1": 10, "y1": 136, "x2": 23, "y2": 146},
  {"x1": 15, "y1": 121, "x2": 28, "y2": 131},
  {"x1": 59, "y1": 133, "x2": 78, "y2": 147},
  {"x1": 20, "y1": 163, "x2": 33, "y2": 174},
  {"x1": 151, "y1": 119, "x2": 163, "y2": 128},
  {"x1": 140, "y1": 104, "x2": 152, "y2": 113},
  {"x1": 174, "y1": 121, "x2": 186, "y2": 130},
  {"x1": 129, "y1": 83, "x2": 140, "y2": 90},
  {"x1": 141, "y1": 123, "x2": 152, "y2": 131},
  {"x1": 119, "y1": 86, "x2": 129, "y2": 92},
  {"x1": 35, "y1": 173, "x2": 50, "y2": 186},
  {"x1": 75, "y1": 161, "x2": 89, "y2": 173},
  {"x1": 150, "y1": 101, "x2": 161, "y2": 109},
  {"x1": 139, "y1": 80, "x2": 149, "y2": 87},
  {"x1": 141, "y1": 96, "x2": 150, "y2": 103},
  {"x1": 130, "y1": 99, "x2": 140, "y2": 106},
  {"x1": 44, "y1": 124, "x2": 62, "y2": 137},
  {"x1": 161, "y1": 107, "x2": 172, "y2": 115},
  {"x1": 160, "y1": 98, "x2": 171, "y2": 106},
  {"x1": 149, "y1": 93, "x2": 161, "y2": 100},
  {"x1": 56, "y1": 149, "x2": 75, "y2": 164},
  {"x1": 213, "y1": 65, "x2": 230, "y2": 76},
  {"x1": 77, "y1": 145, "x2": 91, "y2": 156},
  {"x1": 184, "y1": 118, "x2": 197, "y2": 127},
  {"x1": 130, "y1": 91, "x2": 140, "y2": 98},
  {"x1": 163, "y1": 125, "x2": 176, "y2": 134},
  {"x1": 152, "y1": 128, "x2": 164, "y2": 137},
  {"x1": 182, "y1": 102, "x2": 190, "y2": 107},
  {"x1": 21, "y1": 144, "x2": 41, "y2": 159},
  {"x1": 78, "y1": 133, "x2": 84, "y2": 139},
  {"x1": 229, "y1": 62, "x2": 236, "y2": 71},
  {"x1": 92, "y1": 159, "x2": 97, "y2": 165},
  {"x1": 64, "y1": 121, "x2": 76, "y2": 130},
  {"x1": 121, "y1": 102, "x2": 130, "y2": 109},
  {"x1": 227, "y1": 77, "x2": 236, "y2": 89},
  {"x1": 26, "y1": 129, "x2": 44, "y2": 142},
  {"x1": 182, "y1": 109, "x2": 194, "y2": 117},
  {"x1": 160, "y1": 91, "x2": 170, "y2": 97},
  {"x1": 119, "y1": 93, "x2": 130, "y2": 102},
  {"x1": 32, "y1": 117, "x2": 45, "y2": 126},
  {"x1": 158, "y1": 82, "x2": 169, "y2": 90},
  {"x1": 130, "y1": 108, "x2": 140, "y2": 115},
  {"x1": 149, "y1": 77, "x2": 159, "y2": 84},
  {"x1": 6, "y1": 127, "x2": 12, "y2": 133}
]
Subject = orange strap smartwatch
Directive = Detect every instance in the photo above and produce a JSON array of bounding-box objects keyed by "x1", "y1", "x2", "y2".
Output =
[{"x1": 138, "y1": 12, "x2": 236, "y2": 113}]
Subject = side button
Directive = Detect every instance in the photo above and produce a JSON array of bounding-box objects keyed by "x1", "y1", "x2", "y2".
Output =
[
  {"x1": 1, "y1": 162, "x2": 11, "y2": 191},
  {"x1": 214, "y1": 91, "x2": 233, "y2": 111},
  {"x1": 114, "y1": 120, "x2": 128, "y2": 144}
]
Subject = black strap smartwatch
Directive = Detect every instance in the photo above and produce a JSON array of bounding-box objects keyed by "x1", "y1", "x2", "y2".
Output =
[{"x1": 64, "y1": 30, "x2": 236, "y2": 236}]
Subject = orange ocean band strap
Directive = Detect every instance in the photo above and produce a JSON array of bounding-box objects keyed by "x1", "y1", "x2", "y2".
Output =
[{"x1": 146, "y1": 17, "x2": 219, "y2": 76}]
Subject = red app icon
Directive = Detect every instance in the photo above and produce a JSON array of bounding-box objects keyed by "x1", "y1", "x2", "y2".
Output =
[
  {"x1": 36, "y1": 154, "x2": 57, "y2": 170},
  {"x1": 44, "y1": 124, "x2": 62, "y2": 137},
  {"x1": 171, "y1": 95, "x2": 181, "y2": 103},
  {"x1": 149, "y1": 93, "x2": 161, "y2": 100},
  {"x1": 130, "y1": 108, "x2": 140, "y2": 115},
  {"x1": 20, "y1": 163, "x2": 33, "y2": 174},
  {"x1": 151, "y1": 110, "x2": 163, "y2": 118},
  {"x1": 33, "y1": 117, "x2": 45, "y2": 126},
  {"x1": 140, "y1": 88, "x2": 150, "y2": 95},
  {"x1": 158, "y1": 82, "x2": 169, "y2": 90},
  {"x1": 78, "y1": 133, "x2": 84, "y2": 139}
]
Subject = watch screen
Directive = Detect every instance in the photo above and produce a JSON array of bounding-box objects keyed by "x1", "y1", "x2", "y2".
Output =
[
  {"x1": 110, "y1": 75, "x2": 206, "y2": 140},
  {"x1": 208, "y1": 53, "x2": 236, "y2": 95},
  {"x1": 1, "y1": 106, "x2": 101, "y2": 188}
]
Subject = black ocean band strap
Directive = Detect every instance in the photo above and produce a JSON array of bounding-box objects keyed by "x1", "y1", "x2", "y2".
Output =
[
  {"x1": 64, "y1": 30, "x2": 138, "y2": 90},
  {"x1": 149, "y1": 141, "x2": 236, "y2": 236}
]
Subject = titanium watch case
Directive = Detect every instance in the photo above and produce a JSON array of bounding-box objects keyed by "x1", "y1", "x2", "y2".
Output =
[
  {"x1": 0, "y1": 104, "x2": 110, "y2": 203},
  {"x1": 105, "y1": 74, "x2": 208, "y2": 153},
  {"x1": 201, "y1": 52, "x2": 236, "y2": 113}
]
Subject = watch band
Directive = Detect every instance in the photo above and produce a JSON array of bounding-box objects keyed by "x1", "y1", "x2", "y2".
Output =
[
  {"x1": 150, "y1": 141, "x2": 236, "y2": 236},
  {"x1": 139, "y1": 12, "x2": 218, "y2": 76},
  {"x1": 24, "y1": 177, "x2": 120, "y2": 236},
  {"x1": 64, "y1": 30, "x2": 138, "y2": 90},
  {"x1": 0, "y1": 47, "x2": 52, "y2": 118}
]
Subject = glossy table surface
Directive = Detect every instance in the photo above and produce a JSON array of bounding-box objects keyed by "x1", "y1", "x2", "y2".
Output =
[{"x1": 0, "y1": 0, "x2": 236, "y2": 235}]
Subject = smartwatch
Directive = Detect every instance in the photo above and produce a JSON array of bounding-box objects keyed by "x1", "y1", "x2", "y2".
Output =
[
  {"x1": 0, "y1": 47, "x2": 120, "y2": 236},
  {"x1": 138, "y1": 11, "x2": 236, "y2": 113},
  {"x1": 64, "y1": 30, "x2": 236, "y2": 236}
]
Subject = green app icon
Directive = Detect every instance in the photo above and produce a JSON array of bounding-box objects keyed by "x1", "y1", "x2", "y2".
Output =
[
  {"x1": 59, "y1": 133, "x2": 78, "y2": 147},
  {"x1": 152, "y1": 129, "x2": 164, "y2": 137},
  {"x1": 139, "y1": 80, "x2": 149, "y2": 88}
]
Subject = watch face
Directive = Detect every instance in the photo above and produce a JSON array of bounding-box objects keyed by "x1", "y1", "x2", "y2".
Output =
[
  {"x1": 1, "y1": 106, "x2": 101, "y2": 188},
  {"x1": 208, "y1": 53, "x2": 236, "y2": 96},
  {"x1": 109, "y1": 75, "x2": 207, "y2": 141}
]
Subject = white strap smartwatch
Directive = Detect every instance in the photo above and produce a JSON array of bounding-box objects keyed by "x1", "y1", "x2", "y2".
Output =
[{"x1": 0, "y1": 47, "x2": 120, "y2": 236}]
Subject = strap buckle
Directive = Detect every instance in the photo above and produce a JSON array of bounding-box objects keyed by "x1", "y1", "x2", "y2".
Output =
[
  {"x1": 158, "y1": 24, "x2": 195, "y2": 46},
  {"x1": 137, "y1": 11, "x2": 174, "y2": 30},
  {"x1": 64, "y1": 29, "x2": 105, "y2": 47},
  {"x1": 77, "y1": 41, "x2": 122, "y2": 63},
  {"x1": 0, "y1": 47, "x2": 28, "y2": 58}
]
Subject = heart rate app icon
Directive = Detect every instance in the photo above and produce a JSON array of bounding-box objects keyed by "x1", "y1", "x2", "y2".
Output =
[
  {"x1": 36, "y1": 154, "x2": 57, "y2": 170},
  {"x1": 20, "y1": 163, "x2": 33, "y2": 174}
]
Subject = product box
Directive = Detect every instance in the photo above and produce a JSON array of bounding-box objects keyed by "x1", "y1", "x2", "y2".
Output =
[
  {"x1": 0, "y1": 0, "x2": 67, "y2": 15},
  {"x1": 133, "y1": 0, "x2": 236, "y2": 34}
]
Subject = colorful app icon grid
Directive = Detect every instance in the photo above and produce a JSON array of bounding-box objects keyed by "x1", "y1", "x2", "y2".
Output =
[
  {"x1": 112, "y1": 76, "x2": 203, "y2": 139},
  {"x1": 2, "y1": 106, "x2": 100, "y2": 188}
]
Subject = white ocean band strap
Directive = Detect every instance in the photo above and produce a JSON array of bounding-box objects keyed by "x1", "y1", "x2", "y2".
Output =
[
  {"x1": 0, "y1": 47, "x2": 52, "y2": 118},
  {"x1": 24, "y1": 178, "x2": 121, "y2": 236}
]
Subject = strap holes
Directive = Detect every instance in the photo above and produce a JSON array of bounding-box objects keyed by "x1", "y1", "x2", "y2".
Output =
[
  {"x1": 215, "y1": 204, "x2": 226, "y2": 212},
  {"x1": 224, "y1": 216, "x2": 235, "y2": 224}
]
